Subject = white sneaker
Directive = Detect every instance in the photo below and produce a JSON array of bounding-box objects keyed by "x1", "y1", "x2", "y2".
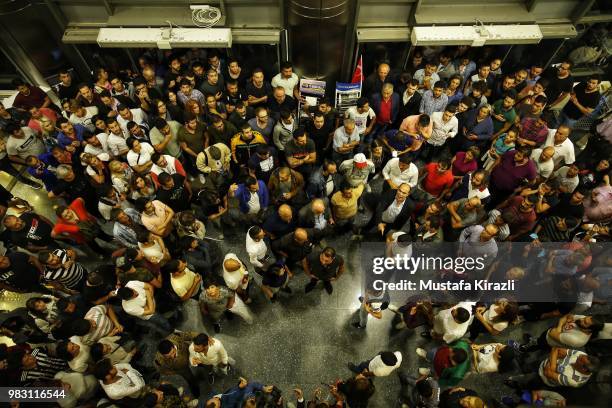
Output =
[
  {"x1": 418, "y1": 367, "x2": 431, "y2": 376},
  {"x1": 387, "y1": 304, "x2": 399, "y2": 312},
  {"x1": 416, "y1": 348, "x2": 427, "y2": 359}
]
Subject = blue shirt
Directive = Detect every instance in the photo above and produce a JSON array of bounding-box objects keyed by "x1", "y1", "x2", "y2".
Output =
[{"x1": 419, "y1": 90, "x2": 449, "y2": 116}]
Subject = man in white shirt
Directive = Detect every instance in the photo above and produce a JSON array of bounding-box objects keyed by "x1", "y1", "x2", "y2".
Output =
[
  {"x1": 426, "y1": 105, "x2": 458, "y2": 161},
  {"x1": 189, "y1": 333, "x2": 235, "y2": 383},
  {"x1": 345, "y1": 97, "x2": 376, "y2": 137},
  {"x1": 94, "y1": 358, "x2": 146, "y2": 400},
  {"x1": 118, "y1": 280, "x2": 173, "y2": 337},
  {"x1": 431, "y1": 301, "x2": 475, "y2": 343},
  {"x1": 271, "y1": 61, "x2": 300, "y2": 99},
  {"x1": 530, "y1": 146, "x2": 556, "y2": 180},
  {"x1": 5, "y1": 123, "x2": 45, "y2": 164},
  {"x1": 382, "y1": 155, "x2": 419, "y2": 190},
  {"x1": 106, "y1": 117, "x2": 130, "y2": 158},
  {"x1": 84, "y1": 132, "x2": 111, "y2": 161},
  {"x1": 545, "y1": 126, "x2": 575, "y2": 167},
  {"x1": 349, "y1": 351, "x2": 403, "y2": 377},
  {"x1": 126, "y1": 138, "x2": 155, "y2": 174},
  {"x1": 117, "y1": 105, "x2": 148, "y2": 135},
  {"x1": 58, "y1": 336, "x2": 91, "y2": 373},
  {"x1": 553, "y1": 164, "x2": 580, "y2": 193},
  {"x1": 68, "y1": 101, "x2": 98, "y2": 132}
]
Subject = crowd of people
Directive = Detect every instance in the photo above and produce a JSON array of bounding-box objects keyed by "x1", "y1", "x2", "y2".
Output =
[{"x1": 0, "y1": 45, "x2": 610, "y2": 407}]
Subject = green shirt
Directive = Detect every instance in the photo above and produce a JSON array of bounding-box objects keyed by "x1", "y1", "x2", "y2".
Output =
[
  {"x1": 178, "y1": 122, "x2": 207, "y2": 154},
  {"x1": 492, "y1": 99, "x2": 517, "y2": 133},
  {"x1": 439, "y1": 340, "x2": 470, "y2": 387},
  {"x1": 150, "y1": 120, "x2": 182, "y2": 157}
]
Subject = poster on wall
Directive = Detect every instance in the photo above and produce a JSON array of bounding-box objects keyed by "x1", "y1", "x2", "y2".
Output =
[{"x1": 335, "y1": 82, "x2": 362, "y2": 115}]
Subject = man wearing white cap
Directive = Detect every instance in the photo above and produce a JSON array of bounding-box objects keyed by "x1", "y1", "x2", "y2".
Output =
[{"x1": 339, "y1": 153, "x2": 375, "y2": 188}]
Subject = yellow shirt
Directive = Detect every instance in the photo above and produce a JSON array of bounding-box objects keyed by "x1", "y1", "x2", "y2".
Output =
[
  {"x1": 171, "y1": 268, "x2": 197, "y2": 298},
  {"x1": 331, "y1": 184, "x2": 364, "y2": 220}
]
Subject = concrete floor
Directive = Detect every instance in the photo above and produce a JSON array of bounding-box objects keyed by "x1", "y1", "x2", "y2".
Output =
[{"x1": 1, "y1": 173, "x2": 611, "y2": 407}]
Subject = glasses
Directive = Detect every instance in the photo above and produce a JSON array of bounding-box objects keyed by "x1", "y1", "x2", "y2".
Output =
[{"x1": 258, "y1": 115, "x2": 268, "y2": 119}]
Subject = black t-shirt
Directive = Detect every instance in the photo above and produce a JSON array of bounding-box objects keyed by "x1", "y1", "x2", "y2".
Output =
[
  {"x1": 156, "y1": 173, "x2": 190, "y2": 212},
  {"x1": 306, "y1": 251, "x2": 344, "y2": 280},
  {"x1": 0, "y1": 251, "x2": 40, "y2": 291},
  {"x1": 563, "y1": 82, "x2": 600, "y2": 120},
  {"x1": 262, "y1": 266, "x2": 289, "y2": 288},
  {"x1": 0, "y1": 184, "x2": 13, "y2": 206},
  {"x1": 52, "y1": 172, "x2": 93, "y2": 204},
  {"x1": 284, "y1": 138, "x2": 316, "y2": 161},
  {"x1": 544, "y1": 71, "x2": 574, "y2": 104},
  {"x1": 305, "y1": 122, "x2": 332, "y2": 151},
  {"x1": 10, "y1": 213, "x2": 54, "y2": 248},
  {"x1": 56, "y1": 82, "x2": 80, "y2": 102},
  {"x1": 549, "y1": 193, "x2": 585, "y2": 220},
  {"x1": 245, "y1": 81, "x2": 273, "y2": 108}
]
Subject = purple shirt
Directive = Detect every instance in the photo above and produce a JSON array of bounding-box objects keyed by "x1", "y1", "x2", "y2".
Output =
[
  {"x1": 491, "y1": 150, "x2": 537, "y2": 191},
  {"x1": 452, "y1": 151, "x2": 478, "y2": 177},
  {"x1": 520, "y1": 117, "x2": 548, "y2": 146}
]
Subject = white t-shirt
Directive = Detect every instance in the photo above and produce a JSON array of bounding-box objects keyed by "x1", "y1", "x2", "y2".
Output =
[
  {"x1": 117, "y1": 108, "x2": 148, "y2": 133},
  {"x1": 6, "y1": 127, "x2": 45, "y2": 159},
  {"x1": 223, "y1": 254, "x2": 249, "y2": 290},
  {"x1": 99, "y1": 362, "x2": 145, "y2": 400},
  {"x1": 545, "y1": 129, "x2": 575, "y2": 166},
  {"x1": 475, "y1": 343, "x2": 501, "y2": 373},
  {"x1": 121, "y1": 280, "x2": 152, "y2": 320},
  {"x1": 271, "y1": 73, "x2": 299, "y2": 97},
  {"x1": 389, "y1": 232, "x2": 413, "y2": 258},
  {"x1": 247, "y1": 191, "x2": 261, "y2": 214},
  {"x1": 531, "y1": 149, "x2": 555, "y2": 179},
  {"x1": 546, "y1": 315, "x2": 591, "y2": 348},
  {"x1": 433, "y1": 301, "x2": 475, "y2": 343},
  {"x1": 345, "y1": 106, "x2": 376, "y2": 135},
  {"x1": 368, "y1": 351, "x2": 402, "y2": 377},
  {"x1": 189, "y1": 338, "x2": 229, "y2": 367},
  {"x1": 107, "y1": 133, "x2": 128, "y2": 157},
  {"x1": 482, "y1": 305, "x2": 509, "y2": 333},
  {"x1": 69, "y1": 106, "x2": 98, "y2": 132},
  {"x1": 553, "y1": 166, "x2": 580, "y2": 193},
  {"x1": 127, "y1": 142, "x2": 155, "y2": 167}
]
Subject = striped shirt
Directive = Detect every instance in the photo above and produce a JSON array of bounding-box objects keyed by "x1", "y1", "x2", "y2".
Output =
[
  {"x1": 20, "y1": 348, "x2": 68, "y2": 385},
  {"x1": 42, "y1": 249, "x2": 85, "y2": 289},
  {"x1": 81, "y1": 305, "x2": 114, "y2": 345}
]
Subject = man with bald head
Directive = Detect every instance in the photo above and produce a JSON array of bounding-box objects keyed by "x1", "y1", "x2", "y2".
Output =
[
  {"x1": 459, "y1": 223, "x2": 499, "y2": 262},
  {"x1": 262, "y1": 204, "x2": 296, "y2": 240},
  {"x1": 298, "y1": 198, "x2": 335, "y2": 239},
  {"x1": 363, "y1": 62, "x2": 392, "y2": 98},
  {"x1": 272, "y1": 227, "x2": 314, "y2": 269},
  {"x1": 359, "y1": 183, "x2": 415, "y2": 240},
  {"x1": 530, "y1": 146, "x2": 556, "y2": 180},
  {"x1": 544, "y1": 125, "x2": 575, "y2": 168}
]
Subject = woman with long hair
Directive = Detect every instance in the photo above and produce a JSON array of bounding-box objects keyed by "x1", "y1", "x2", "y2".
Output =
[
  {"x1": 183, "y1": 99, "x2": 207, "y2": 124},
  {"x1": 25, "y1": 295, "x2": 60, "y2": 335},
  {"x1": 81, "y1": 153, "x2": 109, "y2": 187},
  {"x1": 129, "y1": 173, "x2": 157, "y2": 201},
  {"x1": 136, "y1": 229, "x2": 170, "y2": 266},
  {"x1": 109, "y1": 160, "x2": 133, "y2": 195}
]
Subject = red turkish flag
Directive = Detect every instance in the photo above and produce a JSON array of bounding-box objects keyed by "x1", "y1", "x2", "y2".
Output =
[{"x1": 351, "y1": 55, "x2": 363, "y2": 84}]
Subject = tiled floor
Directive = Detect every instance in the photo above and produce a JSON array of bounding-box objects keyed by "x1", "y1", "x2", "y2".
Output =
[{"x1": 1, "y1": 173, "x2": 610, "y2": 406}]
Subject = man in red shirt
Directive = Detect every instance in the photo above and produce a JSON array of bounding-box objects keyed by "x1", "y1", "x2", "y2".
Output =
[
  {"x1": 420, "y1": 159, "x2": 455, "y2": 199},
  {"x1": 371, "y1": 83, "x2": 400, "y2": 143},
  {"x1": 12, "y1": 79, "x2": 54, "y2": 111}
]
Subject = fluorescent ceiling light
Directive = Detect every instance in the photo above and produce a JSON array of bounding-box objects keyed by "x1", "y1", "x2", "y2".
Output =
[
  {"x1": 97, "y1": 27, "x2": 232, "y2": 48},
  {"x1": 411, "y1": 24, "x2": 543, "y2": 46}
]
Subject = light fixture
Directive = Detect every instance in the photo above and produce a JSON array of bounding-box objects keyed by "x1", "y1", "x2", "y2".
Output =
[
  {"x1": 96, "y1": 27, "x2": 232, "y2": 48},
  {"x1": 411, "y1": 24, "x2": 543, "y2": 46}
]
